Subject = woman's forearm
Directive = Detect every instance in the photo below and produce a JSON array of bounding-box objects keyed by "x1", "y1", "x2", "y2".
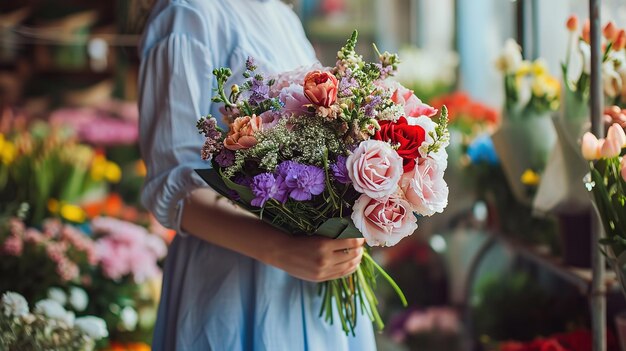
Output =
[{"x1": 179, "y1": 187, "x2": 284, "y2": 264}]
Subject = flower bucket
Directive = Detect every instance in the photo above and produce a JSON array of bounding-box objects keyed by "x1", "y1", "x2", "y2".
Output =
[
  {"x1": 609, "y1": 248, "x2": 626, "y2": 301},
  {"x1": 492, "y1": 110, "x2": 556, "y2": 205},
  {"x1": 533, "y1": 88, "x2": 590, "y2": 215}
]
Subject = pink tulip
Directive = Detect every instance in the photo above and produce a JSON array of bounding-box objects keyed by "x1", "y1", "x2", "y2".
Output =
[
  {"x1": 607, "y1": 123, "x2": 626, "y2": 148},
  {"x1": 600, "y1": 137, "x2": 622, "y2": 158},
  {"x1": 581, "y1": 132, "x2": 601, "y2": 160}
]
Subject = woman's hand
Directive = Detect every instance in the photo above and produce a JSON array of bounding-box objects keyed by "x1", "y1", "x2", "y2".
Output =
[{"x1": 264, "y1": 236, "x2": 366, "y2": 283}]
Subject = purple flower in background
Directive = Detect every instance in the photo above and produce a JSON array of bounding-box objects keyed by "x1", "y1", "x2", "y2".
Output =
[
  {"x1": 199, "y1": 117, "x2": 224, "y2": 160},
  {"x1": 250, "y1": 173, "x2": 288, "y2": 207},
  {"x1": 374, "y1": 63, "x2": 394, "y2": 80},
  {"x1": 234, "y1": 175, "x2": 252, "y2": 188},
  {"x1": 331, "y1": 155, "x2": 351, "y2": 184},
  {"x1": 249, "y1": 78, "x2": 270, "y2": 106},
  {"x1": 215, "y1": 148, "x2": 235, "y2": 167},
  {"x1": 277, "y1": 161, "x2": 325, "y2": 201}
]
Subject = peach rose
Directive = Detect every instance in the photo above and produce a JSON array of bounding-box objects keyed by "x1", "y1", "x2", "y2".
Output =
[
  {"x1": 303, "y1": 70, "x2": 338, "y2": 107},
  {"x1": 224, "y1": 115, "x2": 262, "y2": 151},
  {"x1": 389, "y1": 82, "x2": 438, "y2": 118},
  {"x1": 400, "y1": 157, "x2": 448, "y2": 216},
  {"x1": 351, "y1": 193, "x2": 417, "y2": 247},
  {"x1": 347, "y1": 140, "x2": 404, "y2": 199}
]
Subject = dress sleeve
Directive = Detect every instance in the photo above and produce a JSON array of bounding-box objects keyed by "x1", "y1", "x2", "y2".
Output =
[{"x1": 138, "y1": 21, "x2": 215, "y2": 231}]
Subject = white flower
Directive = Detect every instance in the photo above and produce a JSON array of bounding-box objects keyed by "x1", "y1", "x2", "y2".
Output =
[
  {"x1": 579, "y1": 42, "x2": 591, "y2": 75},
  {"x1": 603, "y1": 61, "x2": 623, "y2": 98},
  {"x1": 75, "y1": 316, "x2": 109, "y2": 340},
  {"x1": 119, "y1": 306, "x2": 138, "y2": 331},
  {"x1": 34, "y1": 299, "x2": 74, "y2": 326},
  {"x1": 2, "y1": 291, "x2": 29, "y2": 317},
  {"x1": 47, "y1": 287, "x2": 67, "y2": 306},
  {"x1": 407, "y1": 116, "x2": 449, "y2": 164},
  {"x1": 69, "y1": 287, "x2": 88, "y2": 312},
  {"x1": 495, "y1": 39, "x2": 523, "y2": 74}
]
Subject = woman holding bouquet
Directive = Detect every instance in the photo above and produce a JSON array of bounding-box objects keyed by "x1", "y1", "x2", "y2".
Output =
[{"x1": 138, "y1": 1, "x2": 374, "y2": 350}]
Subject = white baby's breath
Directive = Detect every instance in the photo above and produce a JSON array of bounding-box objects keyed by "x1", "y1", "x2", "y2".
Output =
[
  {"x1": 75, "y1": 316, "x2": 109, "y2": 340},
  {"x1": 2, "y1": 291, "x2": 29, "y2": 318}
]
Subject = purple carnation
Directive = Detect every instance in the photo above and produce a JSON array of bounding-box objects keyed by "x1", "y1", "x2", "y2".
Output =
[
  {"x1": 250, "y1": 173, "x2": 288, "y2": 207},
  {"x1": 215, "y1": 149, "x2": 235, "y2": 167},
  {"x1": 277, "y1": 161, "x2": 325, "y2": 201},
  {"x1": 331, "y1": 155, "x2": 351, "y2": 184}
]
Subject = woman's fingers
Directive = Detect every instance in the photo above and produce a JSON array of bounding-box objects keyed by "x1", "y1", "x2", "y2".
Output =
[
  {"x1": 333, "y1": 246, "x2": 362, "y2": 265},
  {"x1": 331, "y1": 238, "x2": 366, "y2": 252}
]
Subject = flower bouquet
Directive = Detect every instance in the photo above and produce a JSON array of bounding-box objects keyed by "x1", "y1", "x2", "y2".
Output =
[
  {"x1": 534, "y1": 16, "x2": 626, "y2": 215},
  {"x1": 195, "y1": 31, "x2": 450, "y2": 335},
  {"x1": 582, "y1": 123, "x2": 626, "y2": 298},
  {"x1": 492, "y1": 39, "x2": 559, "y2": 205}
]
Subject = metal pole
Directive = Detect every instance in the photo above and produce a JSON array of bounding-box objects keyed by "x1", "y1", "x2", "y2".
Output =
[{"x1": 589, "y1": 0, "x2": 606, "y2": 350}]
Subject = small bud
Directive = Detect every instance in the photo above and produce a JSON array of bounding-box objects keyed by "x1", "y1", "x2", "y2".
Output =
[
  {"x1": 231, "y1": 85, "x2": 240, "y2": 94},
  {"x1": 566, "y1": 15, "x2": 579, "y2": 32}
]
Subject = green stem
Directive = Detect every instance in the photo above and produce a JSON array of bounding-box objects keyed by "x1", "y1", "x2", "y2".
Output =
[
  {"x1": 363, "y1": 252, "x2": 408, "y2": 307},
  {"x1": 356, "y1": 266, "x2": 384, "y2": 331}
]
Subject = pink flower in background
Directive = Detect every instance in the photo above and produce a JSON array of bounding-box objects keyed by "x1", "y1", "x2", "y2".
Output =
[
  {"x1": 400, "y1": 157, "x2": 449, "y2": 216},
  {"x1": 270, "y1": 63, "x2": 324, "y2": 96},
  {"x1": 347, "y1": 140, "x2": 403, "y2": 199},
  {"x1": 50, "y1": 107, "x2": 138, "y2": 146},
  {"x1": 258, "y1": 110, "x2": 282, "y2": 130},
  {"x1": 279, "y1": 84, "x2": 312, "y2": 116},
  {"x1": 2, "y1": 235, "x2": 23, "y2": 256},
  {"x1": 351, "y1": 193, "x2": 417, "y2": 247},
  {"x1": 92, "y1": 217, "x2": 167, "y2": 283},
  {"x1": 621, "y1": 157, "x2": 626, "y2": 182}
]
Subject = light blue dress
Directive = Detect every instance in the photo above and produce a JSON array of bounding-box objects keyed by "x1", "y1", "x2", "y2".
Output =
[{"x1": 138, "y1": 1, "x2": 377, "y2": 350}]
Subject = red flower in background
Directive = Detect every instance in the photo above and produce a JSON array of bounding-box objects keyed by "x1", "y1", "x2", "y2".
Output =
[{"x1": 430, "y1": 92, "x2": 499, "y2": 126}]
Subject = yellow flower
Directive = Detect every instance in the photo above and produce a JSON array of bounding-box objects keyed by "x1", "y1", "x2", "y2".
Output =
[
  {"x1": 104, "y1": 161, "x2": 122, "y2": 183},
  {"x1": 531, "y1": 58, "x2": 549, "y2": 76},
  {"x1": 90, "y1": 154, "x2": 108, "y2": 181},
  {"x1": 515, "y1": 61, "x2": 532, "y2": 77},
  {"x1": 0, "y1": 134, "x2": 16, "y2": 165},
  {"x1": 531, "y1": 74, "x2": 561, "y2": 99},
  {"x1": 60, "y1": 203, "x2": 86, "y2": 223},
  {"x1": 521, "y1": 169, "x2": 541, "y2": 186}
]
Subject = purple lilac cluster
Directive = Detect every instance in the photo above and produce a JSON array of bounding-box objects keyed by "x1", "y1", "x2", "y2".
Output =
[
  {"x1": 250, "y1": 161, "x2": 326, "y2": 207},
  {"x1": 338, "y1": 72, "x2": 358, "y2": 97},
  {"x1": 330, "y1": 155, "x2": 351, "y2": 184},
  {"x1": 375, "y1": 63, "x2": 394, "y2": 80},
  {"x1": 249, "y1": 77, "x2": 270, "y2": 106},
  {"x1": 363, "y1": 95, "x2": 383, "y2": 118},
  {"x1": 199, "y1": 117, "x2": 223, "y2": 160}
]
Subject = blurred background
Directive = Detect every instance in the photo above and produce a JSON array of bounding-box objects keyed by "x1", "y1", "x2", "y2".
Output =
[{"x1": 2, "y1": 0, "x2": 626, "y2": 350}]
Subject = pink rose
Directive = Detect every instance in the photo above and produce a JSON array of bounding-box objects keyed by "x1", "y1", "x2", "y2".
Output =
[
  {"x1": 347, "y1": 140, "x2": 404, "y2": 199},
  {"x1": 400, "y1": 157, "x2": 449, "y2": 216},
  {"x1": 389, "y1": 82, "x2": 438, "y2": 118},
  {"x1": 351, "y1": 193, "x2": 418, "y2": 247},
  {"x1": 303, "y1": 70, "x2": 339, "y2": 107}
]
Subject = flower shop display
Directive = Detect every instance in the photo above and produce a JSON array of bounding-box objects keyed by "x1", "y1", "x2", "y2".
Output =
[
  {"x1": 494, "y1": 329, "x2": 618, "y2": 351},
  {"x1": 535, "y1": 16, "x2": 626, "y2": 219},
  {"x1": 0, "y1": 121, "x2": 121, "y2": 226},
  {"x1": 395, "y1": 46, "x2": 459, "y2": 103},
  {"x1": 582, "y1": 122, "x2": 626, "y2": 298},
  {"x1": 1, "y1": 291, "x2": 108, "y2": 351},
  {"x1": 195, "y1": 31, "x2": 450, "y2": 335},
  {"x1": 492, "y1": 39, "x2": 559, "y2": 205}
]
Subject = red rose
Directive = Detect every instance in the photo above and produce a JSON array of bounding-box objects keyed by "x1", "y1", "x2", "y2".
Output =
[
  {"x1": 374, "y1": 116, "x2": 426, "y2": 172},
  {"x1": 303, "y1": 70, "x2": 338, "y2": 107}
]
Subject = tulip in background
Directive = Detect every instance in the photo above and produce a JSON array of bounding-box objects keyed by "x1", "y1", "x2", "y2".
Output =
[{"x1": 582, "y1": 123, "x2": 626, "y2": 298}]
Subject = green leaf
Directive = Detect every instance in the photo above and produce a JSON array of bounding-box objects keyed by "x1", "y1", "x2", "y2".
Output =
[{"x1": 315, "y1": 217, "x2": 362, "y2": 239}]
